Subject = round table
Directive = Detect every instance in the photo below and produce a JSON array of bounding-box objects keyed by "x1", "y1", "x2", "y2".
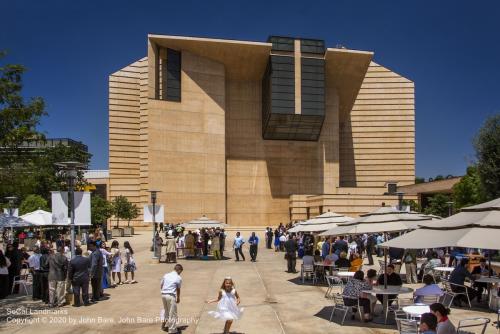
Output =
[
  {"x1": 475, "y1": 276, "x2": 500, "y2": 310},
  {"x1": 334, "y1": 271, "x2": 355, "y2": 278},
  {"x1": 363, "y1": 286, "x2": 414, "y2": 324},
  {"x1": 403, "y1": 304, "x2": 430, "y2": 318},
  {"x1": 434, "y1": 266, "x2": 454, "y2": 272}
]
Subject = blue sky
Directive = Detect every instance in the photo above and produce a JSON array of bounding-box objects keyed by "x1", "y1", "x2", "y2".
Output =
[{"x1": 1, "y1": 0, "x2": 499, "y2": 178}]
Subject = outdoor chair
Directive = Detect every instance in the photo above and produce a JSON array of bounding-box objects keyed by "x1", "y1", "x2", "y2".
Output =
[
  {"x1": 391, "y1": 297, "x2": 414, "y2": 321},
  {"x1": 330, "y1": 294, "x2": 362, "y2": 325},
  {"x1": 456, "y1": 317, "x2": 490, "y2": 334},
  {"x1": 325, "y1": 275, "x2": 343, "y2": 298},
  {"x1": 396, "y1": 319, "x2": 419, "y2": 334},
  {"x1": 431, "y1": 269, "x2": 443, "y2": 283},
  {"x1": 442, "y1": 279, "x2": 471, "y2": 308},
  {"x1": 12, "y1": 273, "x2": 32, "y2": 295},
  {"x1": 378, "y1": 260, "x2": 386, "y2": 275},
  {"x1": 418, "y1": 294, "x2": 440, "y2": 305},
  {"x1": 439, "y1": 291, "x2": 455, "y2": 308},
  {"x1": 301, "y1": 264, "x2": 317, "y2": 284}
]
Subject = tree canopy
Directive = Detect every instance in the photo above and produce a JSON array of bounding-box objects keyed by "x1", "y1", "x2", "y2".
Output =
[
  {"x1": 19, "y1": 194, "x2": 49, "y2": 215},
  {"x1": 474, "y1": 114, "x2": 500, "y2": 200},
  {"x1": 91, "y1": 194, "x2": 113, "y2": 227}
]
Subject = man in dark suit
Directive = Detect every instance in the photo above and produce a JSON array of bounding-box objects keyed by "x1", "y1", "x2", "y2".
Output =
[
  {"x1": 68, "y1": 247, "x2": 90, "y2": 307},
  {"x1": 284, "y1": 234, "x2": 298, "y2": 273},
  {"x1": 88, "y1": 241, "x2": 103, "y2": 303}
]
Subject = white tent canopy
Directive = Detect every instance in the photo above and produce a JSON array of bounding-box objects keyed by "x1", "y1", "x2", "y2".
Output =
[
  {"x1": 181, "y1": 216, "x2": 227, "y2": 229},
  {"x1": 320, "y1": 206, "x2": 439, "y2": 237},
  {"x1": 288, "y1": 211, "x2": 353, "y2": 233},
  {"x1": 21, "y1": 210, "x2": 54, "y2": 226},
  {"x1": 381, "y1": 197, "x2": 500, "y2": 250}
]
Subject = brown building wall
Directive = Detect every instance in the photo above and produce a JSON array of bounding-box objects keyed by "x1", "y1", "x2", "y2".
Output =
[{"x1": 108, "y1": 36, "x2": 416, "y2": 226}]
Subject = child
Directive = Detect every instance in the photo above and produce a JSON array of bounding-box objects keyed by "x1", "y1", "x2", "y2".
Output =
[{"x1": 206, "y1": 277, "x2": 243, "y2": 334}]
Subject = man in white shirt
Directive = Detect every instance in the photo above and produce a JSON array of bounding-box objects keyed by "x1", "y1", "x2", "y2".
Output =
[
  {"x1": 160, "y1": 264, "x2": 183, "y2": 333},
  {"x1": 28, "y1": 246, "x2": 42, "y2": 300}
]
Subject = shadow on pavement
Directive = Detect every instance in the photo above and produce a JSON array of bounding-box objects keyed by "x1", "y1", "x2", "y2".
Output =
[{"x1": 313, "y1": 306, "x2": 394, "y2": 330}]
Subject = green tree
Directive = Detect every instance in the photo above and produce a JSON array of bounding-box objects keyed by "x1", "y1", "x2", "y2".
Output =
[
  {"x1": 112, "y1": 195, "x2": 130, "y2": 228},
  {"x1": 0, "y1": 52, "x2": 46, "y2": 150},
  {"x1": 414, "y1": 177, "x2": 425, "y2": 184},
  {"x1": 474, "y1": 114, "x2": 500, "y2": 200},
  {"x1": 19, "y1": 194, "x2": 49, "y2": 215},
  {"x1": 452, "y1": 166, "x2": 486, "y2": 209},
  {"x1": 402, "y1": 199, "x2": 421, "y2": 212},
  {"x1": 424, "y1": 193, "x2": 451, "y2": 217},
  {"x1": 123, "y1": 203, "x2": 139, "y2": 227},
  {"x1": 91, "y1": 195, "x2": 113, "y2": 228}
]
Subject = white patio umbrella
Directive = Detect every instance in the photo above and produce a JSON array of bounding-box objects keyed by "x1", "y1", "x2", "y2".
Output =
[
  {"x1": 319, "y1": 206, "x2": 437, "y2": 237},
  {"x1": 21, "y1": 210, "x2": 53, "y2": 226},
  {"x1": 288, "y1": 211, "x2": 354, "y2": 233},
  {"x1": 181, "y1": 215, "x2": 227, "y2": 229},
  {"x1": 381, "y1": 197, "x2": 500, "y2": 250}
]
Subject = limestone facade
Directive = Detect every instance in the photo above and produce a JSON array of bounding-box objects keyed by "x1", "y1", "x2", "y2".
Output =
[{"x1": 109, "y1": 35, "x2": 416, "y2": 226}]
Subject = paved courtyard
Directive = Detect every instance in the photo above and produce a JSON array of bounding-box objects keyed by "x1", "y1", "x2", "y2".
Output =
[{"x1": 1, "y1": 230, "x2": 498, "y2": 334}]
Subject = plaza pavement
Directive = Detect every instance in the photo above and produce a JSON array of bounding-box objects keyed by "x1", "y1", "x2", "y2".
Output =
[{"x1": 1, "y1": 229, "x2": 498, "y2": 334}]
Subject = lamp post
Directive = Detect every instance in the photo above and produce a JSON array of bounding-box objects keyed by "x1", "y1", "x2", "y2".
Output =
[
  {"x1": 446, "y1": 201, "x2": 454, "y2": 217},
  {"x1": 55, "y1": 161, "x2": 86, "y2": 258},
  {"x1": 395, "y1": 192, "x2": 404, "y2": 211},
  {"x1": 4, "y1": 196, "x2": 17, "y2": 242},
  {"x1": 147, "y1": 190, "x2": 161, "y2": 259}
]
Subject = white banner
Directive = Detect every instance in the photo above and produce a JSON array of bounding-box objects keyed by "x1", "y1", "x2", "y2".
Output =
[
  {"x1": 51, "y1": 191, "x2": 91, "y2": 226},
  {"x1": 143, "y1": 205, "x2": 164, "y2": 223},
  {"x1": 3, "y1": 208, "x2": 19, "y2": 217}
]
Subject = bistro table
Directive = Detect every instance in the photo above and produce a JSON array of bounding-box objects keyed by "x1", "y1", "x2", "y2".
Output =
[
  {"x1": 433, "y1": 266, "x2": 455, "y2": 280},
  {"x1": 314, "y1": 262, "x2": 336, "y2": 279},
  {"x1": 403, "y1": 304, "x2": 430, "y2": 319},
  {"x1": 475, "y1": 276, "x2": 500, "y2": 310},
  {"x1": 334, "y1": 271, "x2": 355, "y2": 278},
  {"x1": 363, "y1": 286, "x2": 414, "y2": 324}
]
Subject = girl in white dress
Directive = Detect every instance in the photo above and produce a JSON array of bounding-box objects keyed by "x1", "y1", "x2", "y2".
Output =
[{"x1": 206, "y1": 277, "x2": 243, "y2": 334}]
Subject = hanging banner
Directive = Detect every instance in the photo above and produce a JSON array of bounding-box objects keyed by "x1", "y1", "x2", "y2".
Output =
[
  {"x1": 143, "y1": 205, "x2": 164, "y2": 223},
  {"x1": 51, "y1": 191, "x2": 91, "y2": 226},
  {"x1": 3, "y1": 208, "x2": 19, "y2": 217}
]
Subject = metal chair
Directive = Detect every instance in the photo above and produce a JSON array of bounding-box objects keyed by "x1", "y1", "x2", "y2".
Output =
[
  {"x1": 378, "y1": 260, "x2": 386, "y2": 275},
  {"x1": 330, "y1": 294, "x2": 362, "y2": 325},
  {"x1": 396, "y1": 319, "x2": 418, "y2": 334},
  {"x1": 439, "y1": 291, "x2": 455, "y2": 308},
  {"x1": 301, "y1": 264, "x2": 317, "y2": 284},
  {"x1": 456, "y1": 317, "x2": 490, "y2": 334},
  {"x1": 418, "y1": 294, "x2": 440, "y2": 305},
  {"x1": 325, "y1": 275, "x2": 343, "y2": 298},
  {"x1": 442, "y1": 279, "x2": 471, "y2": 308},
  {"x1": 391, "y1": 297, "x2": 414, "y2": 321},
  {"x1": 11, "y1": 273, "x2": 32, "y2": 295}
]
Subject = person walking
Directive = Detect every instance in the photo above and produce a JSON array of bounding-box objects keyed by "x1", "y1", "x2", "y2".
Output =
[
  {"x1": 206, "y1": 277, "x2": 243, "y2": 334},
  {"x1": 233, "y1": 232, "x2": 245, "y2": 261},
  {"x1": 284, "y1": 235, "x2": 298, "y2": 273},
  {"x1": 48, "y1": 246, "x2": 68, "y2": 307},
  {"x1": 88, "y1": 241, "x2": 103, "y2": 302},
  {"x1": 110, "y1": 240, "x2": 122, "y2": 286},
  {"x1": 160, "y1": 264, "x2": 183, "y2": 333},
  {"x1": 39, "y1": 247, "x2": 50, "y2": 304},
  {"x1": 212, "y1": 233, "x2": 221, "y2": 260},
  {"x1": 403, "y1": 248, "x2": 418, "y2": 284},
  {"x1": 219, "y1": 229, "x2": 226, "y2": 258},
  {"x1": 28, "y1": 246, "x2": 42, "y2": 300},
  {"x1": 68, "y1": 247, "x2": 91, "y2": 307},
  {"x1": 266, "y1": 228, "x2": 273, "y2": 249},
  {"x1": 248, "y1": 232, "x2": 259, "y2": 262},
  {"x1": 366, "y1": 234, "x2": 375, "y2": 265},
  {"x1": 123, "y1": 241, "x2": 137, "y2": 283}
]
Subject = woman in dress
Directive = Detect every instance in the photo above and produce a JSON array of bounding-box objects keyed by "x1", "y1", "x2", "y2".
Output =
[
  {"x1": 273, "y1": 229, "x2": 280, "y2": 252},
  {"x1": 123, "y1": 241, "x2": 137, "y2": 284},
  {"x1": 110, "y1": 240, "x2": 122, "y2": 285},
  {"x1": 206, "y1": 277, "x2": 243, "y2": 334}
]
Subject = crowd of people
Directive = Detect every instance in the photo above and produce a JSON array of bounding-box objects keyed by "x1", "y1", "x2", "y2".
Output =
[{"x1": 0, "y1": 230, "x2": 137, "y2": 307}]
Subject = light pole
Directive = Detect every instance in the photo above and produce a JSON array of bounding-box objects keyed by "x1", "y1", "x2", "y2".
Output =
[
  {"x1": 4, "y1": 196, "x2": 17, "y2": 242},
  {"x1": 55, "y1": 161, "x2": 86, "y2": 258},
  {"x1": 446, "y1": 201, "x2": 454, "y2": 217},
  {"x1": 395, "y1": 192, "x2": 404, "y2": 211},
  {"x1": 147, "y1": 190, "x2": 161, "y2": 259}
]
